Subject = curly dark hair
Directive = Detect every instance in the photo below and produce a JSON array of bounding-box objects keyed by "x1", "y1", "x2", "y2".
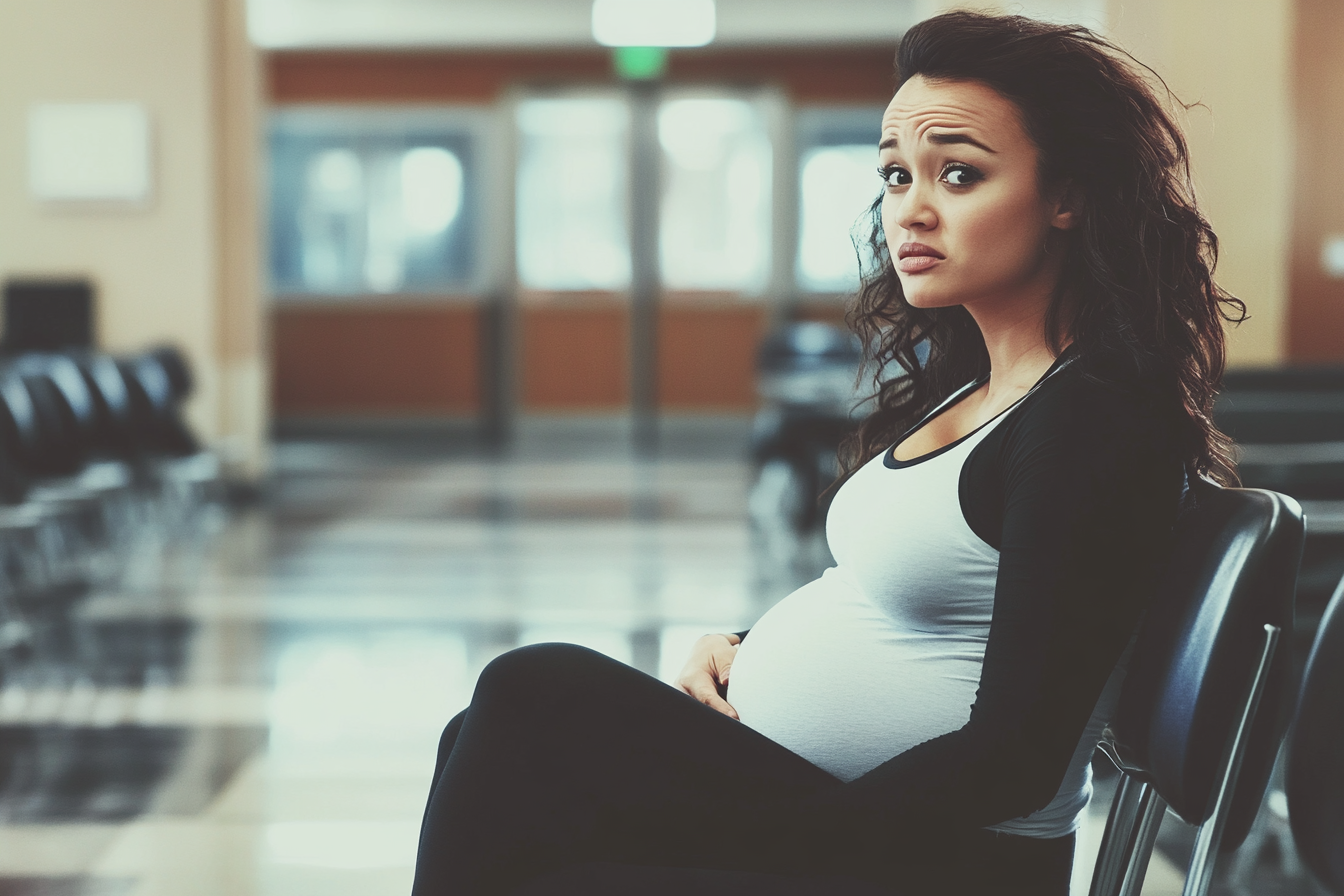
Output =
[{"x1": 841, "y1": 11, "x2": 1246, "y2": 485}]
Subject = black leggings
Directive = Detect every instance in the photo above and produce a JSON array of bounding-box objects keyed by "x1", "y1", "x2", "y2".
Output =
[{"x1": 412, "y1": 643, "x2": 1074, "y2": 896}]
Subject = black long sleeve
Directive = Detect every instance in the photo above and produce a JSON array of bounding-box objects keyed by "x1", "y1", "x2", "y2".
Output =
[{"x1": 796, "y1": 362, "x2": 1186, "y2": 837}]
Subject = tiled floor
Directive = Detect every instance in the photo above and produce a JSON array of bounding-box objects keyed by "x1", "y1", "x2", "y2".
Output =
[{"x1": 0, "y1": 417, "x2": 1320, "y2": 895}]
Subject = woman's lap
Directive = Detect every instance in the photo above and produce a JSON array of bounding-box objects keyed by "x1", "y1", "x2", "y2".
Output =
[{"x1": 412, "y1": 642, "x2": 1073, "y2": 896}]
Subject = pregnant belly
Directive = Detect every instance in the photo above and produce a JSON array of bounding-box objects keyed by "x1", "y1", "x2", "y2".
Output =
[{"x1": 727, "y1": 568, "x2": 985, "y2": 782}]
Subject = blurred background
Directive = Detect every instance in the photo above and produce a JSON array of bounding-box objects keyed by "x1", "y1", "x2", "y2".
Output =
[{"x1": 0, "y1": 0, "x2": 1339, "y2": 894}]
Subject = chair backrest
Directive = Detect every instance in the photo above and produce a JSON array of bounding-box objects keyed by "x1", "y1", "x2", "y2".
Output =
[
  {"x1": 1, "y1": 279, "x2": 93, "y2": 353},
  {"x1": 117, "y1": 351, "x2": 197, "y2": 455},
  {"x1": 1109, "y1": 480, "x2": 1303, "y2": 831},
  {"x1": 71, "y1": 351, "x2": 137, "y2": 455},
  {"x1": 0, "y1": 376, "x2": 37, "y2": 504},
  {"x1": 1287, "y1": 574, "x2": 1344, "y2": 892},
  {"x1": 13, "y1": 354, "x2": 100, "y2": 450},
  {"x1": 0, "y1": 365, "x2": 87, "y2": 477},
  {"x1": 148, "y1": 345, "x2": 193, "y2": 401},
  {"x1": 0, "y1": 371, "x2": 42, "y2": 467}
]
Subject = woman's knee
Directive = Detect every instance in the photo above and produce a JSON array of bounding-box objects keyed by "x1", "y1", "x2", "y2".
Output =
[
  {"x1": 473, "y1": 642, "x2": 610, "y2": 707},
  {"x1": 436, "y1": 710, "x2": 467, "y2": 757}
]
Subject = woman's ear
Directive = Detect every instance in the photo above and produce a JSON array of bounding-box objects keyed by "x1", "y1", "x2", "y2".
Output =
[{"x1": 1050, "y1": 182, "x2": 1083, "y2": 231}]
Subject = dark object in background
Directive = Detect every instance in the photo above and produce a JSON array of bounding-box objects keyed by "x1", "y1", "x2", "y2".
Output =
[
  {"x1": 1287, "y1": 574, "x2": 1344, "y2": 894},
  {"x1": 4, "y1": 354, "x2": 97, "y2": 477},
  {"x1": 1216, "y1": 366, "x2": 1344, "y2": 498},
  {"x1": 1215, "y1": 365, "x2": 1344, "y2": 662},
  {"x1": 0, "y1": 347, "x2": 201, "y2": 505},
  {"x1": 749, "y1": 322, "x2": 865, "y2": 539},
  {"x1": 117, "y1": 347, "x2": 197, "y2": 456},
  {"x1": 2, "y1": 280, "x2": 94, "y2": 354}
]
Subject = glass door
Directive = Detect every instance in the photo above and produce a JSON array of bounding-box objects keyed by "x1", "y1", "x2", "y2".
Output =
[{"x1": 513, "y1": 91, "x2": 633, "y2": 411}]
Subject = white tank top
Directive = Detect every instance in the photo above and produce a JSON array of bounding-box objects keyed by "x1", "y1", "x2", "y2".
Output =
[{"x1": 727, "y1": 377, "x2": 1126, "y2": 838}]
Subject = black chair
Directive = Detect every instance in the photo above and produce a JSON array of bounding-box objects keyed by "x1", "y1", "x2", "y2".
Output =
[
  {"x1": 20, "y1": 372, "x2": 86, "y2": 476},
  {"x1": 118, "y1": 349, "x2": 197, "y2": 457},
  {"x1": 11, "y1": 355, "x2": 100, "y2": 466},
  {"x1": 1089, "y1": 479, "x2": 1303, "y2": 896},
  {"x1": 0, "y1": 355, "x2": 141, "y2": 591},
  {"x1": 0, "y1": 372, "x2": 42, "y2": 502},
  {"x1": 514, "y1": 479, "x2": 1304, "y2": 896},
  {"x1": 1287, "y1": 573, "x2": 1344, "y2": 892},
  {"x1": 69, "y1": 351, "x2": 138, "y2": 458},
  {"x1": 750, "y1": 323, "x2": 865, "y2": 535},
  {"x1": 1, "y1": 279, "x2": 94, "y2": 354},
  {"x1": 0, "y1": 365, "x2": 86, "y2": 481}
]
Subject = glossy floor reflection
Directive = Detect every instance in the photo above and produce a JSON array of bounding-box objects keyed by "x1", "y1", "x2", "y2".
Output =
[{"x1": 0, "y1": 417, "x2": 1320, "y2": 895}]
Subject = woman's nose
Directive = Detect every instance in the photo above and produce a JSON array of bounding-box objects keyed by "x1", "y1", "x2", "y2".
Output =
[{"x1": 893, "y1": 182, "x2": 937, "y2": 232}]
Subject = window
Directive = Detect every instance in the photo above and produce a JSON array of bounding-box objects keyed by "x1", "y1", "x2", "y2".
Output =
[
  {"x1": 658, "y1": 94, "x2": 772, "y2": 293},
  {"x1": 794, "y1": 107, "x2": 884, "y2": 294},
  {"x1": 515, "y1": 96, "x2": 631, "y2": 292},
  {"x1": 268, "y1": 109, "x2": 482, "y2": 296}
]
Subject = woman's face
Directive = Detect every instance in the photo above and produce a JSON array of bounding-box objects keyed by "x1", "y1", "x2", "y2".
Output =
[{"x1": 878, "y1": 76, "x2": 1075, "y2": 311}]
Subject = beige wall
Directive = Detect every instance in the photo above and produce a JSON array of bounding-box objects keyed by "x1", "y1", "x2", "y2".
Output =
[
  {"x1": 0, "y1": 0, "x2": 267, "y2": 475},
  {"x1": 1106, "y1": 0, "x2": 1294, "y2": 367}
]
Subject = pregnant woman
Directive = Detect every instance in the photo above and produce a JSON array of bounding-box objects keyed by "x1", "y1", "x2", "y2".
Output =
[{"x1": 412, "y1": 11, "x2": 1245, "y2": 895}]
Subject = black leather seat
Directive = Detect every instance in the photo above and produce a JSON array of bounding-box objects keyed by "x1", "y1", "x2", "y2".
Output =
[
  {"x1": 71, "y1": 351, "x2": 138, "y2": 458},
  {"x1": 0, "y1": 372, "x2": 42, "y2": 502},
  {"x1": 1287, "y1": 574, "x2": 1344, "y2": 893},
  {"x1": 14, "y1": 368, "x2": 86, "y2": 477},
  {"x1": 12, "y1": 355, "x2": 101, "y2": 470},
  {"x1": 0, "y1": 363, "x2": 89, "y2": 481},
  {"x1": 1090, "y1": 479, "x2": 1303, "y2": 896},
  {"x1": 513, "y1": 479, "x2": 1305, "y2": 896},
  {"x1": 118, "y1": 348, "x2": 197, "y2": 456}
]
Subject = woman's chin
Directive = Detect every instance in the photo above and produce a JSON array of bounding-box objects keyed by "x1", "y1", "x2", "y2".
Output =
[{"x1": 901, "y1": 287, "x2": 958, "y2": 310}]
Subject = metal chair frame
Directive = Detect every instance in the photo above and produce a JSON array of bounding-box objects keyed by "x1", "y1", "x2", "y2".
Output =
[{"x1": 1089, "y1": 622, "x2": 1281, "y2": 896}]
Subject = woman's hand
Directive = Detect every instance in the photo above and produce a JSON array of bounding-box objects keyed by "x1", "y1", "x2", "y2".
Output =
[{"x1": 675, "y1": 634, "x2": 741, "y2": 720}]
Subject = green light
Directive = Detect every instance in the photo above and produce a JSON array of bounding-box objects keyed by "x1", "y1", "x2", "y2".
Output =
[{"x1": 613, "y1": 46, "x2": 667, "y2": 81}]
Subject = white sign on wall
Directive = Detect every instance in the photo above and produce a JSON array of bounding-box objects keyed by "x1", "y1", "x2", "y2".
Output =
[{"x1": 28, "y1": 102, "x2": 153, "y2": 204}]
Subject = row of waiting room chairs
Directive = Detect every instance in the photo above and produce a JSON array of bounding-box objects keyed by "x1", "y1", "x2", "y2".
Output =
[{"x1": 0, "y1": 346, "x2": 218, "y2": 662}]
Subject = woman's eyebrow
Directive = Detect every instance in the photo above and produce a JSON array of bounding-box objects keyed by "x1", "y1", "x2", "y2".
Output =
[
  {"x1": 878, "y1": 133, "x2": 997, "y2": 153},
  {"x1": 930, "y1": 132, "x2": 996, "y2": 153}
]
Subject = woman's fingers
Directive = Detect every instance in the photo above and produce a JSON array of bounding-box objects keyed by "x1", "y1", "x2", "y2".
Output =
[
  {"x1": 685, "y1": 674, "x2": 739, "y2": 719},
  {"x1": 705, "y1": 692, "x2": 740, "y2": 720},
  {"x1": 717, "y1": 659, "x2": 733, "y2": 686},
  {"x1": 673, "y1": 633, "x2": 740, "y2": 719}
]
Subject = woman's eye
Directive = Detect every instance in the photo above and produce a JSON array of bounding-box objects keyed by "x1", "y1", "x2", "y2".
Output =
[
  {"x1": 942, "y1": 165, "x2": 982, "y2": 186},
  {"x1": 881, "y1": 166, "x2": 911, "y2": 187}
]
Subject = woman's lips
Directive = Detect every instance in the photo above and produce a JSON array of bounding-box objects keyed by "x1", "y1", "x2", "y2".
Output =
[
  {"x1": 896, "y1": 242, "x2": 944, "y2": 274},
  {"x1": 897, "y1": 255, "x2": 941, "y2": 273}
]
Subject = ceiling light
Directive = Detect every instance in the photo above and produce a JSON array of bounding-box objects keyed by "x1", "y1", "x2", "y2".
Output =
[{"x1": 591, "y1": 0, "x2": 716, "y2": 48}]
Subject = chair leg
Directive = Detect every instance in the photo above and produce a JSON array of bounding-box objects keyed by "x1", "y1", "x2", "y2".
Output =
[
  {"x1": 1091, "y1": 774, "x2": 1142, "y2": 896},
  {"x1": 1181, "y1": 624, "x2": 1281, "y2": 896},
  {"x1": 1225, "y1": 790, "x2": 1272, "y2": 894},
  {"x1": 1089, "y1": 775, "x2": 1168, "y2": 896},
  {"x1": 1226, "y1": 749, "x2": 1303, "y2": 893}
]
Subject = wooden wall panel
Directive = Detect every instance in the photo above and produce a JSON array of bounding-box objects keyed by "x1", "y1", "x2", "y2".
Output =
[
  {"x1": 272, "y1": 304, "x2": 479, "y2": 415},
  {"x1": 268, "y1": 47, "x2": 897, "y2": 105},
  {"x1": 269, "y1": 50, "x2": 610, "y2": 104},
  {"x1": 520, "y1": 303, "x2": 629, "y2": 409},
  {"x1": 657, "y1": 304, "x2": 767, "y2": 410},
  {"x1": 668, "y1": 47, "x2": 896, "y2": 104},
  {"x1": 1290, "y1": 0, "x2": 1344, "y2": 362}
]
